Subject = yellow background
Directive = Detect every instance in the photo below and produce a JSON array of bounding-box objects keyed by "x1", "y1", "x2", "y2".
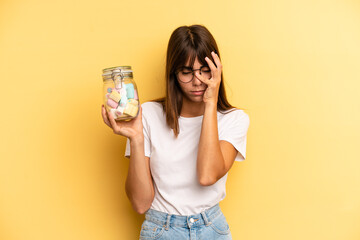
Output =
[{"x1": 1, "y1": 0, "x2": 359, "y2": 239}]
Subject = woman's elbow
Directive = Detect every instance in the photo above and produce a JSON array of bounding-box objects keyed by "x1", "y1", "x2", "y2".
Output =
[
  {"x1": 134, "y1": 205, "x2": 150, "y2": 215},
  {"x1": 198, "y1": 175, "x2": 217, "y2": 186},
  {"x1": 132, "y1": 201, "x2": 152, "y2": 215},
  {"x1": 132, "y1": 193, "x2": 155, "y2": 214}
]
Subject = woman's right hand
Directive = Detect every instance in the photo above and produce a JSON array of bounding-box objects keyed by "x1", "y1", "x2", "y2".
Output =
[{"x1": 101, "y1": 104, "x2": 144, "y2": 140}]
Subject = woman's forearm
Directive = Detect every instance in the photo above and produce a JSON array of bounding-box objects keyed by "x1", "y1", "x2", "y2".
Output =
[
  {"x1": 197, "y1": 103, "x2": 225, "y2": 186},
  {"x1": 125, "y1": 134, "x2": 154, "y2": 214}
]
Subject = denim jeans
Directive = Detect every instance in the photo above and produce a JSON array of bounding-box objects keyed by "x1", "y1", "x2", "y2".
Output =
[{"x1": 139, "y1": 203, "x2": 232, "y2": 239}]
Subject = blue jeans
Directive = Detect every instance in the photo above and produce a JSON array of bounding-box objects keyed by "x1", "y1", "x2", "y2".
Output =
[{"x1": 139, "y1": 203, "x2": 232, "y2": 239}]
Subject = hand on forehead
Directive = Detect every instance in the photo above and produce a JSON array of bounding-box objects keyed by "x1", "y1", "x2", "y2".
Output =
[{"x1": 184, "y1": 56, "x2": 209, "y2": 69}]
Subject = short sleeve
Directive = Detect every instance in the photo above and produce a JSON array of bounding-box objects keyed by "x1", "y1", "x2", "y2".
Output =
[
  {"x1": 124, "y1": 106, "x2": 152, "y2": 159},
  {"x1": 219, "y1": 110, "x2": 250, "y2": 162}
]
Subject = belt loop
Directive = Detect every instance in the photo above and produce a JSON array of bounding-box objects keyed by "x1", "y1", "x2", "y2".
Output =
[
  {"x1": 200, "y1": 211, "x2": 211, "y2": 226},
  {"x1": 164, "y1": 214, "x2": 171, "y2": 230}
]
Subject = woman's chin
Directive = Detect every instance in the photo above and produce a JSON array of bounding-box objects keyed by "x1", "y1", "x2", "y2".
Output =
[
  {"x1": 182, "y1": 93, "x2": 204, "y2": 103},
  {"x1": 189, "y1": 95, "x2": 204, "y2": 102}
]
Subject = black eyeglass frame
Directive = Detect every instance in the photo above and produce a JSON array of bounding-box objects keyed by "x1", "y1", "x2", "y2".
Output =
[{"x1": 175, "y1": 65, "x2": 211, "y2": 83}]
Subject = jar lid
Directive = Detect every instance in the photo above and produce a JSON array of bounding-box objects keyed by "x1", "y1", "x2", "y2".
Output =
[{"x1": 102, "y1": 66, "x2": 132, "y2": 76}]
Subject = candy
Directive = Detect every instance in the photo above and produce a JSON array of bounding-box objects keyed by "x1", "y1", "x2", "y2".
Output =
[
  {"x1": 128, "y1": 99, "x2": 139, "y2": 105},
  {"x1": 109, "y1": 89, "x2": 121, "y2": 102},
  {"x1": 120, "y1": 87, "x2": 127, "y2": 97},
  {"x1": 134, "y1": 90, "x2": 138, "y2": 100},
  {"x1": 126, "y1": 83, "x2": 134, "y2": 98},
  {"x1": 120, "y1": 95, "x2": 128, "y2": 107},
  {"x1": 107, "y1": 87, "x2": 112, "y2": 93},
  {"x1": 123, "y1": 99, "x2": 139, "y2": 117},
  {"x1": 124, "y1": 103, "x2": 138, "y2": 117},
  {"x1": 116, "y1": 105, "x2": 125, "y2": 115},
  {"x1": 107, "y1": 98, "x2": 118, "y2": 108}
]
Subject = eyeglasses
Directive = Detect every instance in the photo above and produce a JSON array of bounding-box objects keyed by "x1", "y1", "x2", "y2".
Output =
[{"x1": 176, "y1": 66, "x2": 212, "y2": 83}]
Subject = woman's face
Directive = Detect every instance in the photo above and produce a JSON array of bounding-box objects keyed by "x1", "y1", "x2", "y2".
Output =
[{"x1": 176, "y1": 57, "x2": 209, "y2": 103}]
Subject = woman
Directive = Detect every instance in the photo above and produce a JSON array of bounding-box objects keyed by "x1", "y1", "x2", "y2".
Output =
[{"x1": 101, "y1": 24, "x2": 250, "y2": 240}]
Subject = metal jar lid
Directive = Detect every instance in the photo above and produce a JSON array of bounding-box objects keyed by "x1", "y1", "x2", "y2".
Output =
[{"x1": 102, "y1": 66, "x2": 133, "y2": 80}]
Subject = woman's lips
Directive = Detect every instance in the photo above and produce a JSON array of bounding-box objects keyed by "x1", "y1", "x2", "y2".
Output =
[{"x1": 191, "y1": 90, "x2": 205, "y2": 96}]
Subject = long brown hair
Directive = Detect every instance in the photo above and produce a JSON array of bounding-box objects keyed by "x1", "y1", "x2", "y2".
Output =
[{"x1": 152, "y1": 24, "x2": 237, "y2": 137}]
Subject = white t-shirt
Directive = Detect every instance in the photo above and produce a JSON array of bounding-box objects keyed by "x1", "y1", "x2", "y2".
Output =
[{"x1": 125, "y1": 101, "x2": 250, "y2": 215}]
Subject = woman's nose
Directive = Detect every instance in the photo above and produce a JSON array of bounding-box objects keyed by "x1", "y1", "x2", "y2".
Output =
[{"x1": 192, "y1": 73, "x2": 203, "y2": 85}]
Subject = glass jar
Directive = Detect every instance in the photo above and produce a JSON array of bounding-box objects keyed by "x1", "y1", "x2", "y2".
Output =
[{"x1": 102, "y1": 66, "x2": 140, "y2": 121}]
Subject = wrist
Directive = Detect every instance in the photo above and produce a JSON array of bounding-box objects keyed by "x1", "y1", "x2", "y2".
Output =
[
  {"x1": 130, "y1": 133, "x2": 144, "y2": 144},
  {"x1": 204, "y1": 101, "x2": 217, "y2": 109}
]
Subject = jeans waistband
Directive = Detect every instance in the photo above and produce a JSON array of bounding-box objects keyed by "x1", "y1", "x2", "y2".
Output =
[{"x1": 144, "y1": 203, "x2": 222, "y2": 230}]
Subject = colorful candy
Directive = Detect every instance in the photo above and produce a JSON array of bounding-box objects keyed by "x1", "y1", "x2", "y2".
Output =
[
  {"x1": 104, "y1": 80, "x2": 138, "y2": 119},
  {"x1": 116, "y1": 105, "x2": 125, "y2": 115},
  {"x1": 107, "y1": 98, "x2": 118, "y2": 108},
  {"x1": 120, "y1": 95, "x2": 128, "y2": 107},
  {"x1": 124, "y1": 102, "x2": 139, "y2": 117},
  {"x1": 109, "y1": 89, "x2": 121, "y2": 102},
  {"x1": 120, "y1": 87, "x2": 127, "y2": 97},
  {"x1": 126, "y1": 83, "x2": 135, "y2": 98},
  {"x1": 128, "y1": 99, "x2": 138, "y2": 105}
]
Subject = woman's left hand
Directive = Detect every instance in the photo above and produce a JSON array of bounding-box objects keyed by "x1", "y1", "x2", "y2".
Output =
[{"x1": 195, "y1": 51, "x2": 222, "y2": 106}]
